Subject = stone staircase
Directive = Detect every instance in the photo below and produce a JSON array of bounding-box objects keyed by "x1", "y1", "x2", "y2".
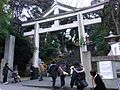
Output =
[{"x1": 57, "y1": 47, "x2": 80, "y2": 65}]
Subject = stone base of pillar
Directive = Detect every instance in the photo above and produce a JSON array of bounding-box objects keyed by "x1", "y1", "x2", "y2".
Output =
[
  {"x1": 82, "y1": 51, "x2": 92, "y2": 87},
  {"x1": 33, "y1": 68, "x2": 39, "y2": 79}
]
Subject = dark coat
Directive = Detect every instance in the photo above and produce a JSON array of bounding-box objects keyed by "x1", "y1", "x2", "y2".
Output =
[
  {"x1": 48, "y1": 64, "x2": 58, "y2": 78},
  {"x1": 58, "y1": 64, "x2": 68, "y2": 76},
  {"x1": 94, "y1": 74, "x2": 107, "y2": 90},
  {"x1": 3, "y1": 66, "x2": 12, "y2": 75},
  {"x1": 70, "y1": 66, "x2": 85, "y2": 88}
]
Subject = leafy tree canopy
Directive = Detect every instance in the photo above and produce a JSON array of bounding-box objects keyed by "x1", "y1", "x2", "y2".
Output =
[{"x1": 90, "y1": 25, "x2": 110, "y2": 56}]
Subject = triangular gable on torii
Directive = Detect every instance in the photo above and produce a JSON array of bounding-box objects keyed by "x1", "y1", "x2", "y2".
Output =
[{"x1": 42, "y1": 0, "x2": 77, "y2": 17}]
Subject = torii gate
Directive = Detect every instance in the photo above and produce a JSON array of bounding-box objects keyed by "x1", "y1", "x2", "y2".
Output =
[{"x1": 22, "y1": 0, "x2": 108, "y2": 81}]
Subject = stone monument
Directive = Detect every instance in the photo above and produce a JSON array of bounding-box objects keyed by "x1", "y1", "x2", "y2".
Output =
[{"x1": 0, "y1": 35, "x2": 15, "y2": 82}]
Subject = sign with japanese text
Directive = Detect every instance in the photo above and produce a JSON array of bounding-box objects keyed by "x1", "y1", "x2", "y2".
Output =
[{"x1": 99, "y1": 61, "x2": 114, "y2": 79}]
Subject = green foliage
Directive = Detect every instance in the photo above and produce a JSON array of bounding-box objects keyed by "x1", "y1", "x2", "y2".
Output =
[
  {"x1": 40, "y1": 33, "x2": 61, "y2": 60},
  {"x1": 14, "y1": 36, "x2": 34, "y2": 73},
  {"x1": 0, "y1": 0, "x2": 15, "y2": 60},
  {"x1": 90, "y1": 25, "x2": 110, "y2": 56},
  {"x1": 103, "y1": 5, "x2": 110, "y2": 16},
  {"x1": 0, "y1": 47, "x2": 4, "y2": 61},
  {"x1": 0, "y1": 0, "x2": 7, "y2": 14},
  {"x1": 66, "y1": 40, "x2": 76, "y2": 49}
]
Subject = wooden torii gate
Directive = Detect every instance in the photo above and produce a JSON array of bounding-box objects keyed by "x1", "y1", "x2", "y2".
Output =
[{"x1": 22, "y1": 0, "x2": 108, "y2": 81}]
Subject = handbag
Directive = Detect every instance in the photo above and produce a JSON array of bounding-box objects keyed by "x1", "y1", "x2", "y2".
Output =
[
  {"x1": 63, "y1": 71, "x2": 69, "y2": 75},
  {"x1": 80, "y1": 79, "x2": 88, "y2": 88},
  {"x1": 59, "y1": 67, "x2": 69, "y2": 75}
]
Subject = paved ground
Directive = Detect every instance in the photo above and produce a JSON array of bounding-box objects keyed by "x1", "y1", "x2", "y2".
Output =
[
  {"x1": 0, "y1": 76, "x2": 90, "y2": 90},
  {"x1": 0, "y1": 84, "x2": 51, "y2": 90},
  {"x1": 21, "y1": 76, "x2": 81, "y2": 90},
  {"x1": 0, "y1": 76, "x2": 117, "y2": 90}
]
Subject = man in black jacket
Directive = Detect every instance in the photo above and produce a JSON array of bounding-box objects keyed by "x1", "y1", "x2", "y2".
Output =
[
  {"x1": 48, "y1": 61, "x2": 58, "y2": 89},
  {"x1": 70, "y1": 62, "x2": 87, "y2": 90}
]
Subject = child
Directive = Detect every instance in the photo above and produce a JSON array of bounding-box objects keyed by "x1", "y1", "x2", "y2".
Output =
[{"x1": 12, "y1": 69, "x2": 21, "y2": 83}]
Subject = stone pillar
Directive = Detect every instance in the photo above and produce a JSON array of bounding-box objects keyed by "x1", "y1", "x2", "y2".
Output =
[
  {"x1": 33, "y1": 23, "x2": 40, "y2": 79},
  {"x1": 77, "y1": 13, "x2": 87, "y2": 65},
  {"x1": 77, "y1": 14, "x2": 87, "y2": 51},
  {"x1": 82, "y1": 51, "x2": 92, "y2": 88},
  {"x1": 4, "y1": 35, "x2": 15, "y2": 77}
]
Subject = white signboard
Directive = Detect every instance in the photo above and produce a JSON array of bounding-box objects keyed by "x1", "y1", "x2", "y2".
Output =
[
  {"x1": 99, "y1": 61, "x2": 114, "y2": 79},
  {"x1": 111, "y1": 42, "x2": 120, "y2": 55}
]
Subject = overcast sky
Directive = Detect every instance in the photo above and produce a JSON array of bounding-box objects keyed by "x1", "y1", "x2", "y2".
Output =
[{"x1": 57, "y1": 0, "x2": 93, "y2": 8}]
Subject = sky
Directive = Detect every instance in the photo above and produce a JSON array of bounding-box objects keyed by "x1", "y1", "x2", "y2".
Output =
[{"x1": 57, "y1": 0, "x2": 93, "y2": 8}]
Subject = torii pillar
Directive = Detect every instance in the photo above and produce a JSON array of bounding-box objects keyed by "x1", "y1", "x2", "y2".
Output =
[
  {"x1": 32, "y1": 23, "x2": 41, "y2": 79},
  {"x1": 77, "y1": 13, "x2": 92, "y2": 87}
]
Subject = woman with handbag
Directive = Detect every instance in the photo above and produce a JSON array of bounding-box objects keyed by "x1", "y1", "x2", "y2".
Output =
[
  {"x1": 58, "y1": 62, "x2": 68, "y2": 89},
  {"x1": 70, "y1": 62, "x2": 88, "y2": 90}
]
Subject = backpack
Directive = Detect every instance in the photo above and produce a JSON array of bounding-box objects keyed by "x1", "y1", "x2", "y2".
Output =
[{"x1": 48, "y1": 64, "x2": 58, "y2": 74}]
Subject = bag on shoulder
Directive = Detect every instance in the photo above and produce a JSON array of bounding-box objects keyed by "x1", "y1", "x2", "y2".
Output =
[
  {"x1": 75, "y1": 79, "x2": 88, "y2": 88},
  {"x1": 81, "y1": 79, "x2": 88, "y2": 88},
  {"x1": 63, "y1": 71, "x2": 69, "y2": 75}
]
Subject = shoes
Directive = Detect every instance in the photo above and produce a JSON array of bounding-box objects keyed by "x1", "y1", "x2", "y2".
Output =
[
  {"x1": 38, "y1": 77, "x2": 43, "y2": 81},
  {"x1": 61, "y1": 86, "x2": 65, "y2": 89},
  {"x1": 39, "y1": 78, "x2": 43, "y2": 81},
  {"x1": 3, "y1": 82, "x2": 8, "y2": 85}
]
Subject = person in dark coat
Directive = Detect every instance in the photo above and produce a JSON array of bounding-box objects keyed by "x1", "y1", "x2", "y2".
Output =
[
  {"x1": 48, "y1": 61, "x2": 58, "y2": 88},
  {"x1": 30, "y1": 64, "x2": 34, "y2": 80},
  {"x1": 90, "y1": 70, "x2": 107, "y2": 90},
  {"x1": 58, "y1": 62, "x2": 68, "y2": 89},
  {"x1": 70, "y1": 62, "x2": 86, "y2": 90},
  {"x1": 3, "y1": 63, "x2": 13, "y2": 84}
]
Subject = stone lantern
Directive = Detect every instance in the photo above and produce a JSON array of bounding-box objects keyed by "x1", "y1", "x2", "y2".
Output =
[
  {"x1": 104, "y1": 31, "x2": 120, "y2": 55},
  {"x1": 105, "y1": 31, "x2": 118, "y2": 45},
  {"x1": 104, "y1": 31, "x2": 120, "y2": 45}
]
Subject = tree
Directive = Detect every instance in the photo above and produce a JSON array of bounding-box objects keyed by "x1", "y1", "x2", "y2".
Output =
[
  {"x1": 87, "y1": 0, "x2": 120, "y2": 56},
  {"x1": 0, "y1": 0, "x2": 15, "y2": 60},
  {"x1": 9, "y1": 0, "x2": 54, "y2": 22},
  {"x1": 14, "y1": 36, "x2": 34, "y2": 75},
  {"x1": 109, "y1": 0, "x2": 120, "y2": 34},
  {"x1": 90, "y1": 24, "x2": 110, "y2": 56},
  {"x1": 39, "y1": 32, "x2": 61, "y2": 62}
]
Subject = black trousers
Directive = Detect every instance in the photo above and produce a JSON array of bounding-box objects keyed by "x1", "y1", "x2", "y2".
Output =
[
  {"x1": 3, "y1": 74, "x2": 7, "y2": 83},
  {"x1": 60, "y1": 75, "x2": 66, "y2": 87},
  {"x1": 51, "y1": 76, "x2": 57, "y2": 87}
]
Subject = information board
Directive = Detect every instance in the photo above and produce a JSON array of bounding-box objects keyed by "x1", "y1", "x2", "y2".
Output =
[{"x1": 99, "y1": 61, "x2": 114, "y2": 79}]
